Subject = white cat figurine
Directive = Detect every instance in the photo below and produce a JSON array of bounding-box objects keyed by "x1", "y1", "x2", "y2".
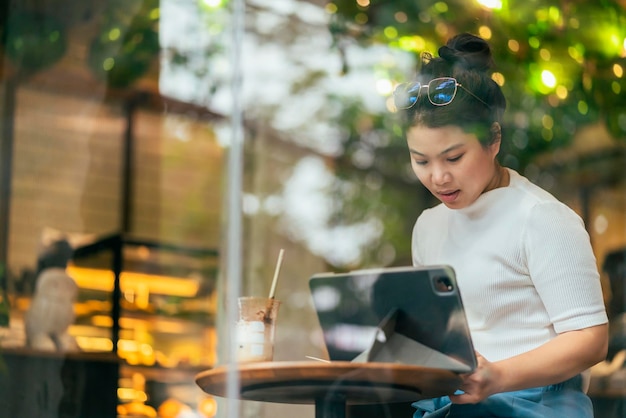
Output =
[{"x1": 25, "y1": 267, "x2": 79, "y2": 352}]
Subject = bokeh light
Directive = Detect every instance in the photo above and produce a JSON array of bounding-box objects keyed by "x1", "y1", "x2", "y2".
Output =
[
  {"x1": 539, "y1": 48, "x2": 551, "y2": 61},
  {"x1": 612, "y1": 81, "x2": 621, "y2": 95},
  {"x1": 396, "y1": 35, "x2": 427, "y2": 53},
  {"x1": 476, "y1": 0, "x2": 503, "y2": 10},
  {"x1": 478, "y1": 26, "x2": 492, "y2": 40},
  {"x1": 199, "y1": 0, "x2": 225, "y2": 9},
  {"x1": 384, "y1": 26, "x2": 398, "y2": 39},
  {"x1": 492, "y1": 72, "x2": 505, "y2": 86},
  {"x1": 555, "y1": 85, "x2": 568, "y2": 99},
  {"x1": 376, "y1": 78, "x2": 393, "y2": 96},
  {"x1": 541, "y1": 69, "x2": 557, "y2": 88},
  {"x1": 394, "y1": 12, "x2": 408, "y2": 23},
  {"x1": 567, "y1": 45, "x2": 585, "y2": 64}
]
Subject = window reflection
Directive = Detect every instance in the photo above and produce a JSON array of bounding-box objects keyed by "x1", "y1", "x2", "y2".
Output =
[{"x1": 0, "y1": 1, "x2": 625, "y2": 417}]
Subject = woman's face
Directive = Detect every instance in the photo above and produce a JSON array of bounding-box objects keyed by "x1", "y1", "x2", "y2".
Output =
[{"x1": 406, "y1": 124, "x2": 501, "y2": 209}]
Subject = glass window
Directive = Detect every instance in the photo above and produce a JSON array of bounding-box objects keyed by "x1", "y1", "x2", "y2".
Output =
[{"x1": 1, "y1": 1, "x2": 625, "y2": 418}]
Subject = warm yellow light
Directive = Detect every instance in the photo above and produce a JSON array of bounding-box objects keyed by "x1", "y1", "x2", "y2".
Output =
[
  {"x1": 158, "y1": 399, "x2": 190, "y2": 418},
  {"x1": 135, "y1": 282, "x2": 150, "y2": 310},
  {"x1": 478, "y1": 26, "x2": 492, "y2": 40},
  {"x1": 556, "y1": 85, "x2": 568, "y2": 99},
  {"x1": 508, "y1": 39, "x2": 519, "y2": 53},
  {"x1": 91, "y1": 315, "x2": 114, "y2": 327},
  {"x1": 356, "y1": 0, "x2": 370, "y2": 6},
  {"x1": 116, "y1": 337, "x2": 157, "y2": 367},
  {"x1": 117, "y1": 388, "x2": 148, "y2": 403},
  {"x1": 118, "y1": 339, "x2": 140, "y2": 353},
  {"x1": 118, "y1": 388, "x2": 136, "y2": 401},
  {"x1": 539, "y1": 48, "x2": 551, "y2": 61},
  {"x1": 157, "y1": 318, "x2": 191, "y2": 333},
  {"x1": 140, "y1": 343, "x2": 154, "y2": 357},
  {"x1": 541, "y1": 70, "x2": 557, "y2": 88},
  {"x1": 476, "y1": 0, "x2": 502, "y2": 10},
  {"x1": 67, "y1": 266, "x2": 200, "y2": 297},
  {"x1": 614, "y1": 64, "x2": 623, "y2": 78},
  {"x1": 75, "y1": 336, "x2": 114, "y2": 351},
  {"x1": 199, "y1": 397, "x2": 218, "y2": 418},
  {"x1": 119, "y1": 317, "x2": 148, "y2": 330},
  {"x1": 492, "y1": 72, "x2": 505, "y2": 86}
]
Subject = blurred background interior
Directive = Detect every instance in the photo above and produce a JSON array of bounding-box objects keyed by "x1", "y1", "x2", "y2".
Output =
[{"x1": 0, "y1": 0, "x2": 625, "y2": 417}]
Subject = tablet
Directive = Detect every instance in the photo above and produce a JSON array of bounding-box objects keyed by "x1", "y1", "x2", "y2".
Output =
[{"x1": 309, "y1": 265, "x2": 476, "y2": 373}]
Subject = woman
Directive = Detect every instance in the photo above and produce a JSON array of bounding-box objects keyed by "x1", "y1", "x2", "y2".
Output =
[{"x1": 395, "y1": 33, "x2": 609, "y2": 417}]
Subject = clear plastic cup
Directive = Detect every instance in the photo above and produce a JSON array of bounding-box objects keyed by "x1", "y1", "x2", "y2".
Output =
[{"x1": 235, "y1": 296, "x2": 281, "y2": 362}]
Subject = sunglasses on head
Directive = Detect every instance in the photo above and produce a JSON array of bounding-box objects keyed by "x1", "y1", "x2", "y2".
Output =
[{"x1": 393, "y1": 77, "x2": 490, "y2": 110}]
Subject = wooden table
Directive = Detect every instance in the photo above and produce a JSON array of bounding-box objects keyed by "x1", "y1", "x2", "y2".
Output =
[{"x1": 195, "y1": 361, "x2": 461, "y2": 418}]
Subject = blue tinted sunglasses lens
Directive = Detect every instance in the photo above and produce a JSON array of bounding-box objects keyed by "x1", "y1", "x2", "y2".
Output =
[
  {"x1": 429, "y1": 78, "x2": 457, "y2": 105},
  {"x1": 394, "y1": 82, "x2": 422, "y2": 109}
]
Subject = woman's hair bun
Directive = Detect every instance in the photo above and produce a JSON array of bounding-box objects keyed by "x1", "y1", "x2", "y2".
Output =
[{"x1": 438, "y1": 33, "x2": 494, "y2": 72}]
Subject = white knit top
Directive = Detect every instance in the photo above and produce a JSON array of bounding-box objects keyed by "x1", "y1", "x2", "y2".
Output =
[{"x1": 412, "y1": 168, "x2": 608, "y2": 362}]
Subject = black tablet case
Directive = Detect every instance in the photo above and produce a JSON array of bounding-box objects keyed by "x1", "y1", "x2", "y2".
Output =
[{"x1": 309, "y1": 265, "x2": 476, "y2": 373}]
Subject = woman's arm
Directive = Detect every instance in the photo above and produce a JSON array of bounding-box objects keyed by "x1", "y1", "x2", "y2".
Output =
[{"x1": 450, "y1": 323, "x2": 608, "y2": 404}]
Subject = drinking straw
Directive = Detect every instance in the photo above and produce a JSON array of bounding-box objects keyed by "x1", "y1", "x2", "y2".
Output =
[
  {"x1": 269, "y1": 248, "x2": 285, "y2": 299},
  {"x1": 263, "y1": 249, "x2": 284, "y2": 323}
]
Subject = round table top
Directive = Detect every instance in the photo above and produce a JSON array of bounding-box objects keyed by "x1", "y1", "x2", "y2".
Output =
[{"x1": 195, "y1": 361, "x2": 461, "y2": 405}]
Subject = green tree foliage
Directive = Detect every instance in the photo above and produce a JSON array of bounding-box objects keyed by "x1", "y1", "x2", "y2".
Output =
[
  {"x1": 321, "y1": 0, "x2": 625, "y2": 268},
  {"x1": 329, "y1": 0, "x2": 626, "y2": 165}
]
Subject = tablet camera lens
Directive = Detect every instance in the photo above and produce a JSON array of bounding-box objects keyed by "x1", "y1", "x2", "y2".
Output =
[{"x1": 434, "y1": 277, "x2": 454, "y2": 293}]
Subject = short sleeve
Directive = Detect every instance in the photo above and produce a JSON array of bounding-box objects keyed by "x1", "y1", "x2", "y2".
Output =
[{"x1": 524, "y1": 201, "x2": 608, "y2": 333}]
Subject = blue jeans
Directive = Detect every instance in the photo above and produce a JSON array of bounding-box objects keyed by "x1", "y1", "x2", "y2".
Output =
[{"x1": 412, "y1": 375, "x2": 592, "y2": 418}]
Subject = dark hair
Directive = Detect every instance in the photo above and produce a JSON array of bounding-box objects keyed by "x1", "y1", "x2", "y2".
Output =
[
  {"x1": 36, "y1": 239, "x2": 73, "y2": 275},
  {"x1": 403, "y1": 33, "x2": 506, "y2": 146}
]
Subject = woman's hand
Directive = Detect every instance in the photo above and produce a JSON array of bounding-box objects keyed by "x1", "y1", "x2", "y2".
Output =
[
  {"x1": 449, "y1": 352, "x2": 502, "y2": 404},
  {"x1": 449, "y1": 324, "x2": 608, "y2": 404}
]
